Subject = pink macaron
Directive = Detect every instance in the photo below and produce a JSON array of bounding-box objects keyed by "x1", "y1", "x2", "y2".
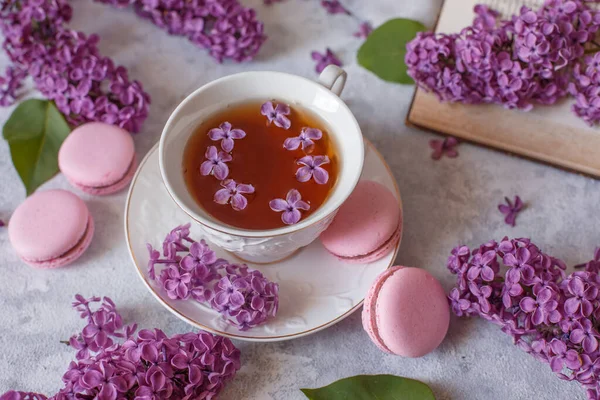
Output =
[
  {"x1": 362, "y1": 266, "x2": 450, "y2": 357},
  {"x1": 320, "y1": 180, "x2": 402, "y2": 263},
  {"x1": 59, "y1": 122, "x2": 137, "y2": 195},
  {"x1": 8, "y1": 190, "x2": 94, "y2": 269}
]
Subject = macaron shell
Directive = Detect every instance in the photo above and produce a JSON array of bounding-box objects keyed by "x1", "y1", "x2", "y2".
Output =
[
  {"x1": 67, "y1": 154, "x2": 138, "y2": 195},
  {"x1": 375, "y1": 267, "x2": 450, "y2": 357},
  {"x1": 339, "y1": 221, "x2": 402, "y2": 264},
  {"x1": 320, "y1": 180, "x2": 401, "y2": 259},
  {"x1": 24, "y1": 214, "x2": 95, "y2": 269},
  {"x1": 8, "y1": 190, "x2": 90, "y2": 263},
  {"x1": 59, "y1": 122, "x2": 135, "y2": 188},
  {"x1": 362, "y1": 267, "x2": 399, "y2": 354}
]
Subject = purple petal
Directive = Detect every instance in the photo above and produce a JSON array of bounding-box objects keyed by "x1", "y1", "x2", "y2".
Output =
[
  {"x1": 304, "y1": 128, "x2": 322, "y2": 140},
  {"x1": 220, "y1": 122, "x2": 232, "y2": 133},
  {"x1": 296, "y1": 166, "x2": 312, "y2": 182},
  {"x1": 221, "y1": 137, "x2": 234, "y2": 152},
  {"x1": 282, "y1": 209, "x2": 301, "y2": 225},
  {"x1": 531, "y1": 308, "x2": 545, "y2": 325},
  {"x1": 275, "y1": 103, "x2": 290, "y2": 115},
  {"x1": 236, "y1": 184, "x2": 255, "y2": 194},
  {"x1": 274, "y1": 114, "x2": 291, "y2": 130},
  {"x1": 295, "y1": 200, "x2": 310, "y2": 211},
  {"x1": 230, "y1": 129, "x2": 246, "y2": 139},
  {"x1": 260, "y1": 101, "x2": 274, "y2": 117},
  {"x1": 313, "y1": 155, "x2": 330, "y2": 167},
  {"x1": 584, "y1": 336, "x2": 599, "y2": 353},
  {"x1": 569, "y1": 277, "x2": 585, "y2": 296},
  {"x1": 564, "y1": 297, "x2": 580, "y2": 315},
  {"x1": 98, "y1": 383, "x2": 117, "y2": 400},
  {"x1": 229, "y1": 291, "x2": 245, "y2": 308},
  {"x1": 213, "y1": 163, "x2": 229, "y2": 180},
  {"x1": 214, "y1": 188, "x2": 232, "y2": 204},
  {"x1": 283, "y1": 137, "x2": 301, "y2": 151},
  {"x1": 231, "y1": 194, "x2": 248, "y2": 211},
  {"x1": 269, "y1": 198, "x2": 289, "y2": 212},
  {"x1": 286, "y1": 189, "x2": 302, "y2": 205},
  {"x1": 189, "y1": 365, "x2": 203, "y2": 385},
  {"x1": 312, "y1": 167, "x2": 329, "y2": 184},
  {"x1": 218, "y1": 152, "x2": 232, "y2": 163},
  {"x1": 205, "y1": 146, "x2": 217, "y2": 160},
  {"x1": 570, "y1": 329, "x2": 585, "y2": 344},
  {"x1": 208, "y1": 128, "x2": 225, "y2": 140}
]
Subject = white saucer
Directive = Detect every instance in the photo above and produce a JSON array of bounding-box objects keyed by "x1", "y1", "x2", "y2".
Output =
[{"x1": 124, "y1": 140, "x2": 402, "y2": 342}]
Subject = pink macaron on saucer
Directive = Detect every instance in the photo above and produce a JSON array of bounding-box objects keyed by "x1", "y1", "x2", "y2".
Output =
[
  {"x1": 8, "y1": 189, "x2": 95, "y2": 269},
  {"x1": 320, "y1": 180, "x2": 403, "y2": 264},
  {"x1": 59, "y1": 122, "x2": 137, "y2": 195},
  {"x1": 362, "y1": 266, "x2": 450, "y2": 357}
]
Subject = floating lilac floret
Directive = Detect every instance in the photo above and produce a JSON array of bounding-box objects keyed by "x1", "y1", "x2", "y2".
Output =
[
  {"x1": 214, "y1": 179, "x2": 255, "y2": 211},
  {"x1": 261, "y1": 101, "x2": 291, "y2": 129},
  {"x1": 430, "y1": 136, "x2": 459, "y2": 160},
  {"x1": 146, "y1": 224, "x2": 279, "y2": 331},
  {"x1": 200, "y1": 146, "x2": 232, "y2": 180},
  {"x1": 311, "y1": 48, "x2": 342, "y2": 74},
  {"x1": 498, "y1": 195, "x2": 524, "y2": 227},
  {"x1": 296, "y1": 155, "x2": 330, "y2": 184},
  {"x1": 269, "y1": 189, "x2": 311, "y2": 225},
  {"x1": 209, "y1": 122, "x2": 246, "y2": 152},
  {"x1": 0, "y1": 294, "x2": 241, "y2": 399},
  {"x1": 446, "y1": 239, "x2": 600, "y2": 400},
  {"x1": 283, "y1": 127, "x2": 323, "y2": 151}
]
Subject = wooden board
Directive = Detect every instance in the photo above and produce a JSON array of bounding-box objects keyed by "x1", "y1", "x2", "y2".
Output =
[{"x1": 406, "y1": 0, "x2": 600, "y2": 178}]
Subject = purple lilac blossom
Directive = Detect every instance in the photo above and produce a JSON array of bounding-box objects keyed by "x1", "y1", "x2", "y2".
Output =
[
  {"x1": 429, "y1": 136, "x2": 459, "y2": 160},
  {"x1": 353, "y1": 22, "x2": 373, "y2": 39},
  {"x1": 200, "y1": 146, "x2": 232, "y2": 180},
  {"x1": 311, "y1": 48, "x2": 342, "y2": 74},
  {"x1": 0, "y1": 0, "x2": 150, "y2": 132},
  {"x1": 447, "y1": 238, "x2": 600, "y2": 400},
  {"x1": 261, "y1": 101, "x2": 291, "y2": 129},
  {"x1": 146, "y1": 224, "x2": 279, "y2": 330},
  {"x1": 208, "y1": 122, "x2": 246, "y2": 152},
  {"x1": 214, "y1": 179, "x2": 255, "y2": 211},
  {"x1": 498, "y1": 196, "x2": 524, "y2": 227},
  {"x1": 296, "y1": 155, "x2": 330, "y2": 184},
  {"x1": 1, "y1": 295, "x2": 241, "y2": 399},
  {"x1": 405, "y1": 1, "x2": 600, "y2": 125},
  {"x1": 283, "y1": 127, "x2": 322, "y2": 151},
  {"x1": 269, "y1": 189, "x2": 310, "y2": 225}
]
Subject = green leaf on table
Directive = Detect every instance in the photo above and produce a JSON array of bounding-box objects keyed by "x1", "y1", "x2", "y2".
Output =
[
  {"x1": 357, "y1": 18, "x2": 426, "y2": 84},
  {"x1": 300, "y1": 374, "x2": 435, "y2": 400},
  {"x1": 3, "y1": 99, "x2": 71, "y2": 196}
]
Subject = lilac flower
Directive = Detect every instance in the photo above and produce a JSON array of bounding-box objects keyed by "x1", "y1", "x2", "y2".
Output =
[
  {"x1": 466, "y1": 250, "x2": 497, "y2": 281},
  {"x1": 447, "y1": 245, "x2": 470, "y2": 273},
  {"x1": 549, "y1": 339, "x2": 582, "y2": 373},
  {"x1": 260, "y1": 101, "x2": 291, "y2": 129},
  {"x1": 212, "y1": 276, "x2": 248, "y2": 311},
  {"x1": 501, "y1": 279, "x2": 524, "y2": 308},
  {"x1": 499, "y1": 196, "x2": 524, "y2": 227},
  {"x1": 200, "y1": 146, "x2": 232, "y2": 180},
  {"x1": 208, "y1": 122, "x2": 246, "y2": 152},
  {"x1": 429, "y1": 137, "x2": 459, "y2": 160},
  {"x1": 354, "y1": 22, "x2": 373, "y2": 39},
  {"x1": 504, "y1": 247, "x2": 535, "y2": 283},
  {"x1": 82, "y1": 310, "x2": 115, "y2": 351},
  {"x1": 296, "y1": 155, "x2": 330, "y2": 184},
  {"x1": 469, "y1": 282, "x2": 492, "y2": 313},
  {"x1": 564, "y1": 276, "x2": 597, "y2": 317},
  {"x1": 571, "y1": 319, "x2": 600, "y2": 353},
  {"x1": 269, "y1": 189, "x2": 311, "y2": 225},
  {"x1": 160, "y1": 265, "x2": 192, "y2": 300},
  {"x1": 520, "y1": 288, "x2": 557, "y2": 325},
  {"x1": 283, "y1": 128, "x2": 322, "y2": 151},
  {"x1": 214, "y1": 179, "x2": 255, "y2": 211},
  {"x1": 320, "y1": 0, "x2": 350, "y2": 15},
  {"x1": 311, "y1": 48, "x2": 342, "y2": 74},
  {"x1": 0, "y1": 66, "x2": 27, "y2": 106},
  {"x1": 180, "y1": 240, "x2": 217, "y2": 273},
  {"x1": 449, "y1": 288, "x2": 471, "y2": 316}
]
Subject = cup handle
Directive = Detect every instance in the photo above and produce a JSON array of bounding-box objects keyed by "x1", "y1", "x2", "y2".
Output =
[{"x1": 318, "y1": 65, "x2": 347, "y2": 97}]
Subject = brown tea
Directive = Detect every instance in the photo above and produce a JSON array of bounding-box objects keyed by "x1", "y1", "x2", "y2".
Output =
[{"x1": 183, "y1": 100, "x2": 339, "y2": 230}]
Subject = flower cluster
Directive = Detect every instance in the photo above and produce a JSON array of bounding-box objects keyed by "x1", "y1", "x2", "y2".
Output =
[
  {"x1": 447, "y1": 238, "x2": 600, "y2": 399},
  {"x1": 94, "y1": 0, "x2": 266, "y2": 63},
  {"x1": 0, "y1": 0, "x2": 150, "y2": 131},
  {"x1": 0, "y1": 295, "x2": 241, "y2": 400},
  {"x1": 406, "y1": 1, "x2": 600, "y2": 124},
  {"x1": 147, "y1": 224, "x2": 279, "y2": 330}
]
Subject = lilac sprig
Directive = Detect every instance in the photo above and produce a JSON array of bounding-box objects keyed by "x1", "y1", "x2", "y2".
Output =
[
  {"x1": 1, "y1": 295, "x2": 241, "y2": 400},
  {"x1": 147, "y1": 224, "x2": 279, "y2": 331},
  {"x1": 447, "y1": 238, "x2": 600, "y2": 399},
  {"x1": 0, "y1": 0, "x2": 151, "y2": 132},
  {"x1": 96, "y1": 0, "x2": 266, "y2": 63},
  {"x1": 406, "y1": 1, "x2": 600, "y2": 124}
]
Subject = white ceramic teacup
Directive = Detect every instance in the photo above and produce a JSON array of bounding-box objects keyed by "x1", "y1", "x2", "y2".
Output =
[{"x1": 159, "y1": 66, "x2": 364, "y2": 263}]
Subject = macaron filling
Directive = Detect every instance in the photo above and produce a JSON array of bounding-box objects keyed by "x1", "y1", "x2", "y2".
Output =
[
  {"x1": 336, "y1": 222, "x2": 401, "y2": 261},
  {"x1": 75, "y1": 155, "x2": 137, "y2": 189},
  {"x1": 21, "y1": 217, "x2": 92, "y2": 264}
]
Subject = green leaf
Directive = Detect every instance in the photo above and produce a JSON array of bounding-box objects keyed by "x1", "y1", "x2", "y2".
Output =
[
  {"x1": 3, "y1": 99, "x2": 71, "y2": 195},
  {"x1": 300, "y1": 374, "x2": 435, "y2": 400},
  {"x1": 357, "y1": 18, "x2": 426, "y2": 84}
]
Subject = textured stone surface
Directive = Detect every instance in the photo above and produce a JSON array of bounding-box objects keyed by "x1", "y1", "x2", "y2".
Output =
[{"x1": 0, "y1": 0, "x2": 597, "y2": 399}]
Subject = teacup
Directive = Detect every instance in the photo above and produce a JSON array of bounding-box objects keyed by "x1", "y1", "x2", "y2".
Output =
[{"x1": 159, "y1": 66, "x2": 364, "y2": 263}]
